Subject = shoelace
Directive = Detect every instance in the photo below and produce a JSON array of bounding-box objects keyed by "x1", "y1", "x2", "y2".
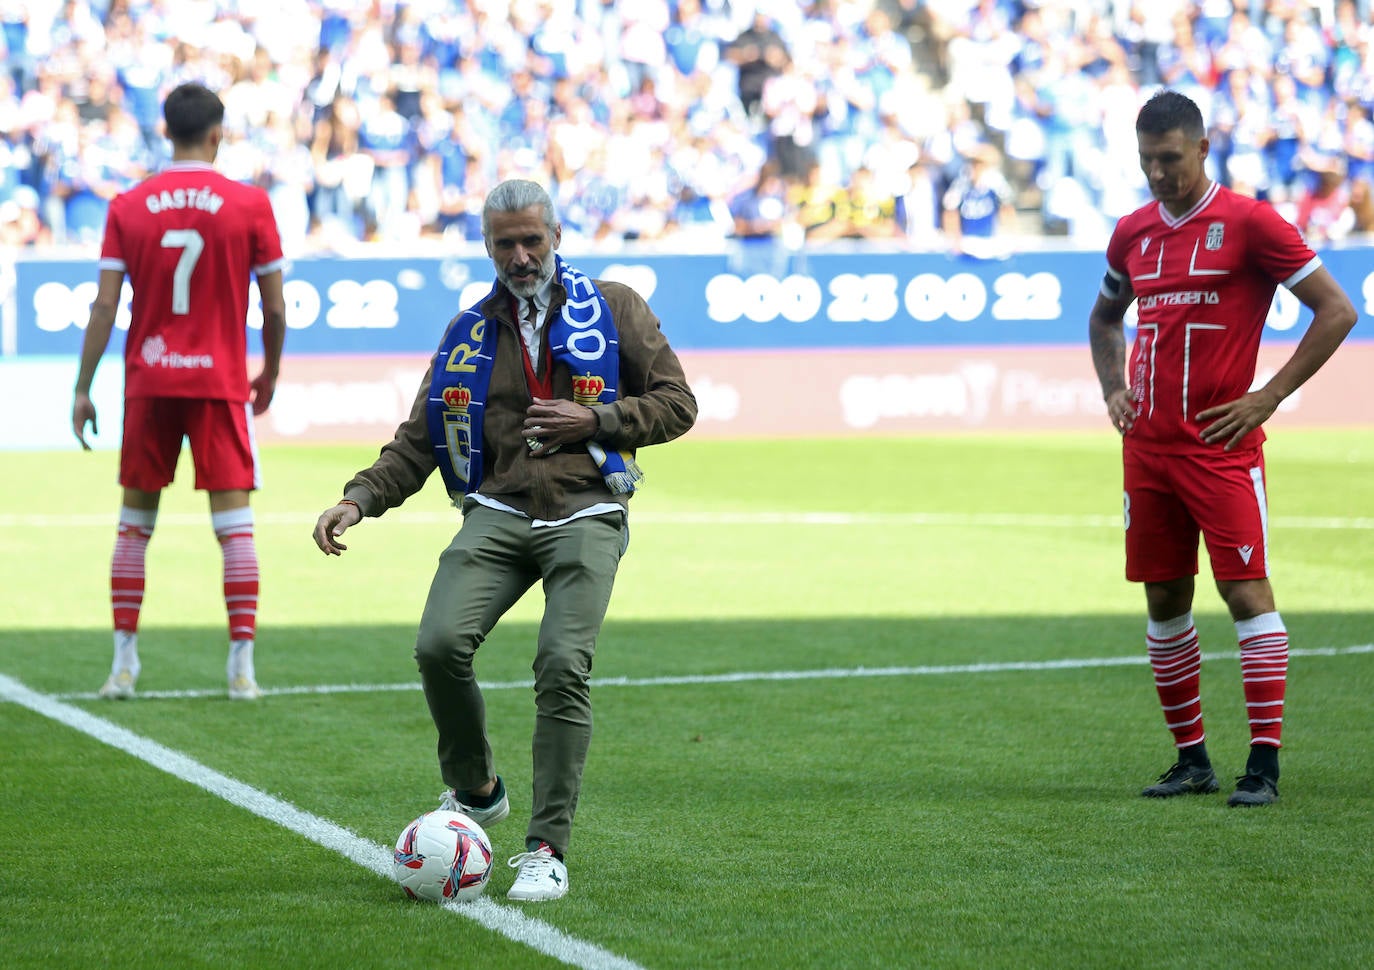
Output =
[
  {"x1": 1157, "y1": 762, "x2": 1191, "y2": 781},
  {"x1": 507, "y1": 847, "x2": 556, "y2": 877}
]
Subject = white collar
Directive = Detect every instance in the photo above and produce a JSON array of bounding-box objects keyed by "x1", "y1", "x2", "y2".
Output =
[{"x1": 525, "y1": 277, "x2": 554, "y2": 315}]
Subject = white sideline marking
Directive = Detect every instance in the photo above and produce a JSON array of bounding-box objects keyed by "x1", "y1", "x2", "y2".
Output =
[
  {"x1": 0, "y1": 674, "x2": 646, "y2": 970},
  {"x1": 51, "y1": 644, "x2": 1374, "y2": 702},
  {"x1": 5, "y1": 509, "x2": 1374, "y2": 530}
]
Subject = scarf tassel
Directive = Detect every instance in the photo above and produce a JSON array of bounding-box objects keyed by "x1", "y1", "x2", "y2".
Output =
[{"x1": 589, "y1": 443, "x2": 643, "y2": 495}]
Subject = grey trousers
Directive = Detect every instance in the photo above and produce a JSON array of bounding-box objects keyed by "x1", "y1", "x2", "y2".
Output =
[{"x1": 413, "y1": 503, "x2": 626, "y2": 855}]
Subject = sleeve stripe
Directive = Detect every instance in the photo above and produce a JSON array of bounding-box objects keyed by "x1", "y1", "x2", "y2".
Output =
[{"x1": 1282, "y1": 255, "x2": 1322, "y2": 290}]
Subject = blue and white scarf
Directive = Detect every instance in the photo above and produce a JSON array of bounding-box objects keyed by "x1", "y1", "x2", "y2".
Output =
[{"x1": 426, "y1": 255, "x2": 643, "y2": 502}]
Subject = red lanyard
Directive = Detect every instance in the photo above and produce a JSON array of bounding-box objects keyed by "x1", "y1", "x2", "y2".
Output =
[{"x1": 514, "y1": 295, "x2": 554, "y2": 399}]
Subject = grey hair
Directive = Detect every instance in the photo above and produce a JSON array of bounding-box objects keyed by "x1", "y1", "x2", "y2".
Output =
[{"x1": 481, "y1": 179, "x2": 559, "y2": 237}]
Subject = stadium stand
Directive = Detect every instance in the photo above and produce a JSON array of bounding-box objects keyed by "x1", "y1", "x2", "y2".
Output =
[{"x1": 3, "y1": 0, "x2": 1374, "y2": 254}]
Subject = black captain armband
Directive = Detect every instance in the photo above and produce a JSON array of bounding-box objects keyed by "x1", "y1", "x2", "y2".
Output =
[{"x1": 1100, "y1": 270, "x2": 1124, "y2": 300}]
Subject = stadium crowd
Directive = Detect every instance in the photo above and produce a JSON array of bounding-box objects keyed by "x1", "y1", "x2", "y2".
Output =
[{"x1": 4, "y1": 0, "x2": 1374, "y2": 256}]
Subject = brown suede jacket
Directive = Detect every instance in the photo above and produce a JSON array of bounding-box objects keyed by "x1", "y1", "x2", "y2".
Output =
[{"x1": 341, "y1": 276, "x2": 697, "y2": 521}]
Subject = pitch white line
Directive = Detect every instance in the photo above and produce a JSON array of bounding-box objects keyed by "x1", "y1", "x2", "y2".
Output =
[
  {"x1": 51, "y1": 644, "x2": 1374, "y2": 702},
  {"x1": 0, "y1": 673, "x2": 645, "y2": 970},
  {"x1": 5, "y1": 510, "x2": 1374, "y2": 530}
]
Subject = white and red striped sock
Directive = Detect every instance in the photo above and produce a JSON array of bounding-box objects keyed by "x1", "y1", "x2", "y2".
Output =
[
  {"x1": 213, "y1": 507, "x2": 259, "y2": 645},
  {"x1": 1236, "y1": 611, "x2": 1288, "y2": 749},
  {"x1": 111, "y1": 507, "x2": 156, "y2": 637},
  {"x1": 1147, "y1": 612, "x2": 1206, "y2": 752}
]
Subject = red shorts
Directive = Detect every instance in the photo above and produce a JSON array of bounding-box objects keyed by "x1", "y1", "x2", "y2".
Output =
[
  {"x1": 1122, "y1": 445, "x2": 1270, "y2": 583},
  {"x1": 119, "y1": 397, "x2": 260, "y2": 493}
]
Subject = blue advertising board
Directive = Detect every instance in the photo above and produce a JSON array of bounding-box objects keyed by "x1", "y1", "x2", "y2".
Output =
[{"x1": 9, "y1": 245, "x2": 1372, "y2": 358}]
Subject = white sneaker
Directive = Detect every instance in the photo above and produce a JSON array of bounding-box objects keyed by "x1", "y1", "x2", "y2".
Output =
[
  {"x1": 506, "y1": 843, "x2": 568, "y2": 901},
  {"x1": 98, "y1": 669, "x2": 137, "y2": 700},
  {"x1": 228, "y1": 675, "x2": 262, "y2": 700},
  {"x1": 227, "y1": 639, "x2": 261, "y2": 700},
  {"x1": 438, "y1": 776, "x2": 510, "y2": 828}
]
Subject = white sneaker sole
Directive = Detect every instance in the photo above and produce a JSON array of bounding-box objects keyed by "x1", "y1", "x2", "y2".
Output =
[
  {"x1": 507, "y1": 883, "x2": 568, "y2": 902},
  {"x1": 98, "y1": 673, "x2": 137, "y2": 700},
  {"x1": 228, "y1": 677, "x2": 262, "y2": 700}
]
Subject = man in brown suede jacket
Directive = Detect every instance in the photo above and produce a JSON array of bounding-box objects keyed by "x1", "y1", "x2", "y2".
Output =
[{"x1": 312, "y1": 179, "x2": 696, "y2": 902}]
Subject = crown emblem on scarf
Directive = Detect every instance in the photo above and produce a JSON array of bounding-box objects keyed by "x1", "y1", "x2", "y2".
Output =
[
  {"x1": 571, "y1": 373, "x2": 605, "y2": 405},
  {"x1": 442, "y1": 385, "x2": 472, "y2": 410}
]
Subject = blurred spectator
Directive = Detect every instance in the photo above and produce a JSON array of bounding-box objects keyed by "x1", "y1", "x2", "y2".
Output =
[
  {"x1": 1344, "y1": 100, "x2": 1374, "y2": 185},
  {"x1": 824, "y1": 164, "x2": 903, "y2": 242},
  {"x1": 759, "y1": 52, "x2": 819, "y2": 179},
  {"x1": 357, "y1": 91, "x2": 412, "y2": 239},
  {"x1": 1268, "y1": 74, "x2": 1317, "y2": 203},
  {"x1": 722, "y1": 11, "x2": 788, "y2": 122},
  {"x1": 897, "y1": 153, "x2": 945, "y2": 251},
  {"x1": 942, "y1": 143, "x2": 1017, "y2": 259},
  {"x1": 1348, "y1": 176, "x2": 1374, "y2": 233},
  {"x1": 1289, "y1": 151, "x2": 1356, "y2": 244},
  {"x1": 813, "y1": 33, "x2": 879, "y2": 186},
  {"x1": 663, "y1": 0, "x2": 721, "y2": 80},
  {"x1": 260, "y1": 111, "x2": 314, "y2": 254},
  {"x1": 728, "y1": 160, "x2": 789, "y2": 264},
  {"x1": 1, "y1": 184, "x2": 46, "y2": 246},
  {"x1": 790, "y1": 161, "x2": 848, "y2": 244},
  {"x1": 224, "y1": 46, "x2": 295, "y2": 134},
  {"x1": 309, "y1": 95, "x2": 368, "y2": 238}
]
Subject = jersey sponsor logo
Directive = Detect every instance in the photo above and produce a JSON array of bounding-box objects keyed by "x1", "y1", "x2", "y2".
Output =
[
  {"x1": 144, "y1": 187, "x2": 225, "y2": 215},
  {"x1": 1136, "y1": 290, "x2": 1220, "y2": 309},
  {"x1": 140, "y1": 335, "x2": 214, "y2": 369}
]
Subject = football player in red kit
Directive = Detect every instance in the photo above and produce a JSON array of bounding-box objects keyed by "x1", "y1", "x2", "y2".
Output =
[
  {"x1": 1089, "y1": 90, "x2": 1357, "y2": 806},
  {"x1": 72, "y1": 82, "x2": 287, "y2": 701}
]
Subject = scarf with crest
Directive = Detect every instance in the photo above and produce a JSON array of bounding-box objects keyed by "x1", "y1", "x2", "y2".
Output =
[{"x1": 426, "y1": 255, "x2": 643, "y2": 503}]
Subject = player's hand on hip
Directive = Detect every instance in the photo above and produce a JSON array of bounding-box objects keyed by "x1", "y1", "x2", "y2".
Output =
[
  {"x1": 1105, "y1": 388, "x2": 1137, "y2": 435},
  {"x1": 1196, "y1": 388, "x2": 1280, "y2": 450},
  {"x1": 72, "y1": 393, "x2": 98, "y2": 450},
  {"x1": 313, "y1": 503, "x2": 362, "y2": 555}
]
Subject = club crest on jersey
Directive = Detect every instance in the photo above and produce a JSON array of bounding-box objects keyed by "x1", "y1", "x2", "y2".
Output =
[{"x1": 1205, "y1": 222, "x2": 1224, "y2": 251}]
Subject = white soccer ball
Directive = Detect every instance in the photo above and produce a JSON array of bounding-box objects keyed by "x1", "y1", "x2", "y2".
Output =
[{"x1": 392, "y1": 810, "x2": 494, "y2": 902}]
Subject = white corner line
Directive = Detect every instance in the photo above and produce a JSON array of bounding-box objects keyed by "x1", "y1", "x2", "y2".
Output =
[{"x1": 0, "y1": 673, "x2": 647, "y2": 970}]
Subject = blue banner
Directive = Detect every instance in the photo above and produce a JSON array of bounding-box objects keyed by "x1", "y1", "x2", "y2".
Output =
[{"x1": 10, "y1": 246, "x2": 1372, "y2": 358}]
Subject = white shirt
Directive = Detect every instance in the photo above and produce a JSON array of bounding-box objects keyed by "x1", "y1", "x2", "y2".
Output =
[{"x1": 518, "y1": 279, "x2": 554, "y2": 369}]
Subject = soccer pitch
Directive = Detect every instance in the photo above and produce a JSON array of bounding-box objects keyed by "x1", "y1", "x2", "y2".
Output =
[{"x1": 2, "y1": 432, "x2": 1372, "y2": 969}]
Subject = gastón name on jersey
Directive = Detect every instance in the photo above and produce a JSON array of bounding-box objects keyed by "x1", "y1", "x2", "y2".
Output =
[{"x1": 145, "y1": 187, "x2": 225, "y2": 215}]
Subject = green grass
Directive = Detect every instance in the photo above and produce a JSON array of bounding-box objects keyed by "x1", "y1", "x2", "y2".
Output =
[{"x1": 2, "y1": 432, "x2": 1372, "y2": 969}]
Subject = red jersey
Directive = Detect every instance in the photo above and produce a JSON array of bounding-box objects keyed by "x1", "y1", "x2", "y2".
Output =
[
  {"x1": 1103, "y1": 181, "x2": 1320, "y2": 453},
  {"x1": 99, "y1": 161, "x2": 284, "y2": 401}
]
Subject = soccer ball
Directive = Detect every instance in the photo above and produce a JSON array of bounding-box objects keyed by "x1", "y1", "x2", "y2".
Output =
[{"x1": 392, "y1": 810, "x2": 494, "y2": 902}]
